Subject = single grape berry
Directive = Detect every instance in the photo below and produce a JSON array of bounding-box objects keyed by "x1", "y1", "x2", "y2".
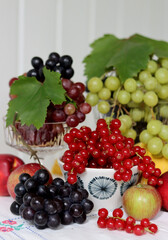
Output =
[
  {"x1": 31, "y1": 56, "x2": 43, "y2": 69},
  {"x1": 19, "y1": 173, "x2": 31, "y2": 184},
  {"x1": 45, "y1": 59, "x2": 56, "y2": 70},
  {"x1": 34, "y1": 210, "x2": 48, "y2": 227},
  {"x1": 47, "y1": 213, "x2": 61, "y2": 229},
  {"x1": 10, "y1": 201, "x2": 20, "y2": 215},
  {"x1": 27, "y1": 69, "x2": 40, "y2": 79},
  {"x1": 59, "y1": 55, "x2": 73, "y2": 68},
  {"x1": 48, "y1": 52, "x2": 60, "y2": 64},
  {"x1": 14, "y1": 183, "x2": 26, "y2": 197},
  {"x1": 33, "y1": 169, "x2": 50, "y2": 185}
]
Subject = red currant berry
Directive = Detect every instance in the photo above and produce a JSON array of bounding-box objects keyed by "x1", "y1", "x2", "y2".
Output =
[
  {"x1": 141, "y1": 218, "x2": 150, "y2": 228},
  {"x1": 106, "y1": 217, "x2": 116, "y2": 230},
  {"x1": 114, "y1": 171, "x2": 122, "y2": 181},
  {"x1": 110, "y1": 119, "x2": 121, "y2": 129},
  {"x1": 143, "y1": 156, "x2": 152, "y2": 164},
  {"x1": 154, "y1": 168, "x2": 161, "y2": 177},
  {"x1": 115, "y1": 218, "x2": 126, "y2": 230},
  {"x1": 147, "y1": 176, "x2": 158, "y2": 186},
  {"x1": 112, "y1": 208, "x2": 123, "y2": 218},
  {"x1": 67, "y1": 173, "x2": 77, "y2": 184},
  {"x1": 126, "y1": 216, "x2": 136, "y2": 225},
  {"x1": 148, "y1": 223, "x2": 158, "y2": 233},
  {"x1": 133, "y1": 224, "x2": 144, "y2": 236},
  {"x1": 98, "y1": 208, "x2": 108, "y2": 218},
  {"x1": 97, "y1": 217, "x2": 107, "y2": 228},
  {"x1": 125, "y1": 224, "x2": 134, "y2": 233}
]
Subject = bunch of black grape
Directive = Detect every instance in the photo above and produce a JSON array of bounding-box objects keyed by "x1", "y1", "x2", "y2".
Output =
[
  {"x1": 10, "y1": 169, "x2": 94, "y2": 230},
  {"x1": 27, "y1": 52, "x2": 74, "y2": 82}
]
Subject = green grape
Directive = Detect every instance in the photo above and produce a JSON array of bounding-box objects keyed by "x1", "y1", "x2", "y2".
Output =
[
  {"x1": 144, "y1": 77, "x2": 157, "y2": 91},
  {"x1": 143, "y1": 91, "x2": 158, "y2": 107},
  {"x1": 130, "y1": 108, "x2": 144, "y2": 122},
  {"x1": 154, "y1": 81, "x2": 162, "y2": 94},
  {"x1": 98, "y1": 87, "x2": 111, "y2": 100},
  {"x1": 105, "y1": 117, "x2": 111, "y2": 125},
  {"x1": 127, "y1": 101, "x2": 140, "y2": 108},
  {"x1": 119, "y1": 114, "x2": 132, "y2": 129},
  {"x1": 147, "y1": 137, "x2": 164, "y2": 155},
  {"x1": 158, "y1": 125, "x2": 168, "y2": 141},
  {"x1": 87, "y1": 77, "x2": 103, "y2": 93},
  {"x1": 147, "y1": 119, "x2": 162, "y2": 135},
  {"x1": 139, "y1": 70, "x2": 151, "y2": 83},
  {"x1": 97, "y1": 101, "x2": 110, "y2": 114},
  {"x1": 139, "y1": 130, "x2": 153, "y2": 144},
  {"x1": 136, "y1": 80, "x2": 144, "y2": 88},
  {"x1": 161, "y1": 58, "x2": 168, "y2": 69},
  {"x1": 124, "y1": 128, "x2": 137, "y2": 140},
  {"x1": 105, "y1": 76, "x2": 120, "y2": 91},
  {"x1": 119, "y1": 120, "x2": 127, "y2": 134},
  {"x1": 131, "y1": 90, "x2": 144, "y2": 103},
  {"x1": 158, "y1": 85, "x2": 168, "y2": 99},
  {"x1": 162, "y1": 144, "x2": 168, "y2": 159},
  {"x1": 155, "y1": 68, "x2": 168, "y2": 84},
  {"x1": 160, "y1": 105, "x2": 168, "y2": 118},
  {"x1": 117, "y1": 90, "x2": 131, "y2": 104},
  {"x1": 86, "y1": 92, "x2": 99, "y2": 106},
  {"x1": 124, "y1": 78, "x2": 137, "y2": 92},
  {"x1": 147, "y1": 60, "x2": 158, "y2": 74}
]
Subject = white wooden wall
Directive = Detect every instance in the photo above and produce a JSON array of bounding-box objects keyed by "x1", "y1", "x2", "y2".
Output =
[{"x1": 0, "y1": 0, "x2": 167, "y2": 157}]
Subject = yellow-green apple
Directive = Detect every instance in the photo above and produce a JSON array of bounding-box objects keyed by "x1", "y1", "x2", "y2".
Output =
[
  {"x1": 122, "y1": 183, "x2": 162, "y2": 220},
  {"x1": 0, "y1": 154, "x2": 24, "y2": 196},
  {"x1": 7, "y1": 163, "x2": 53, "y2": 199},
  {"x1": 156, "y1": 171, "x2": 168, "y2": 211}
]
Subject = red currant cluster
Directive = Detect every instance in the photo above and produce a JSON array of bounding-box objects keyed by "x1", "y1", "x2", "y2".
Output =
[
  {"x1": 97, "y1": 208, "x2": 158, "y2": 236},
  {"x1": 62, "y1": 118, "x2": 163, "y2": 185}
]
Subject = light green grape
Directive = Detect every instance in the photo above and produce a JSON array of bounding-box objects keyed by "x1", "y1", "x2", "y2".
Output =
[
  {"x1": 119, "y1": 114, "x2": 132, "y2": 129},
  {"x1": 144, "y1": 77, "x2": 157, "y2": 91},
  {"x1": 98, "y1": 87, "x2": 111, "y2": 100},
  {"x1": 162, "y1": 144, "x2": 168, "y2": 159},
  {"x1": 105, "y1": 76, "x2": 120, "y2": 91},
  {"x1": 97, "y1": 101, "x2": 110, "y2": 114},
  {"x1": 139, "y1": 70, "x2": 151, "y2": 83},
  {"x1": 158, "y1": 125, "x2": 168, "y2": 141},
  {"x1": 87, "y1": 77, "x2": 103, "y2": 93},
  {"x1": 155, "y1": 68, "x2": 168, "y2": 84},
  {"x1": 131, "y1": 90, "x2": 144, "y2": 104},
  {"x1": 161, "y1": 58, "x2": 168, "y2": 69},
  {"x1": 124, "y1": 78, "x2": 137, "y2": 92},
  {"x1": 158, "y1": 85, "x2": 168, "y2": 99},
  {"x1": 136, "y1": 81, "x2": 144, "y2": 88},
  {"x1": 127, "y1": 101, "x2": 140, "y2": 108},
  {"x1": 86, "y1": 92, "x2": 99, "y2": 106},
  {"x1": 160, "y1": 105, "x2": 168, "y2": 118},
  {"x1": 147, "y1": 60, "x2": 158, "y2": 74},
  {"x1": 143, "y1": 91, "x2": 158, "y2": 107},
  {"x1": 117, "y1": 90, "x2": 131, "y2": 104},
  {"x1": 147, "y1": 137, "x2": 163, "y2": 155},
  {"x1": 139, "y1": 130, "x2": 153, "y2": 144},
  {"x1": 124, "y1": 128, "x2": 137, "y2": 140},
  {"x1": 130, "y1": 108, "x2": 144, "y2": 122},
  {"x1": 154, "y1": 82, "x2": 162, "y2": 94},
  {"x1": 119, "y1": 120, "x2": 127, "y2": 134},
  {"x1": 147, "y1": 119, "x2": 162, "y2": 135}
]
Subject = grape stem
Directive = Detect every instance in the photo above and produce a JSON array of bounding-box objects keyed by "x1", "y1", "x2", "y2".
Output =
[
  {"x1": 150, "y1": 107, "x2": 156, "y2": 120},
  {"x1": 12, "y1": 113, "x2": 43, "y2": 168}
]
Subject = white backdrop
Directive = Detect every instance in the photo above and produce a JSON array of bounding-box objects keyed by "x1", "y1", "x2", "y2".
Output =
[{"x1": 0, "y1": 0, "x2": 167, "y2": 158}]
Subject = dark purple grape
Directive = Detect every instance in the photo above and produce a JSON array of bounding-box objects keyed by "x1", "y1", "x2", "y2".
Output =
[
  {"x1": 49, "y1": 52, "x2": 60, "y2": 64},
  {"x1": 38, "y1": 66, "x2": 45, "y2": 82},
  {"x1": 53, "y1": 198, "x2": 64, "y2": 213},
  {"x1": 64, "y1": 182, "x2": 78, "y2": 190},
  {"x1": 48, "y1": 184, "x2": 58, "y2": 198},
  {"x1": 66, "y1": 114, "x2": 79, "y2": 127},
  {"x1": 73, "y1": 212, "x2": 87, "y2": 224},
  {"x1": 21, "y1": 206, "x2": 35, "y2": 220},
  {"x1": 19, "y1": 173, "x2": 31, "y2": 184},
  {"x1": 81, "y1": 199, "x2": 94, "y2": 214},
  {"x1": 19, "y1": 203, "x2": 25, "y2": 215},
  {"x1": 36, "y1": 185, "x2": 49, "y2": 198},
  {"x1": 76, "y1": 110, "x2": 86, "y2": 123},
  {"x1": 31, "y1": 57, "x2": 43, "y2": 69},
  {"x1": 45, "y1": 59, "x2": 56, "y2": 70},
  {"x1": 63, "y1": 68, "x2": 74, "y2": 79},
  {"x1": 52, "y1": 109, "x2": 66, "y2": 122},
  {"x1": 15, "y1": 196, "x2": 23, "y2": 205},
  {"x1": 23, "y1": 192, "x2": 36, "y2": 206},
  {"x1": 52, "y1": 178, "x2": 64, "y2": 188},
  {"x1": 34, "y1": 210, "x2": 48, "y2": 227},
  {"x1": 59, "y1": 185, "x2": 71, "y2": 198},
  {"x1": 10, "y1": 201, "x2": 20, "y2": 215},
  {"x1": 74, "y1": 82, "x2": 85, "y2": 93},
  {"x1": 14, "y1": 183, "x2": 26, "y2": 197},
  {"x1": 75, "y1": 94, "x2": 85, "y2": 104},
  {"x1": 61, "y1": 78, "x2": 73, "y2": 90},
  {"x1": 24, "y1": 178, "x2": 38, "y2": 192},
  {"x1": 33, "y1": 169, "x2": 49, "y2": 185},
  {"x1": 62, "y1": 197, "x2": 71, "y2": 211},
  {"x1": 78, "y1": 188, "x2": 89, "y2": 199},
  {"x1": 27, "y1": 69, "x2": 40, "y2": 79},
  {"x1": 59, "y1": 55, "x2": 73, "y2": 68},
  {"x1": 60, "y1": 210, "x2": 73, "y2": 225},
  {"x1": 69, "y1": 203, "x2": 83, "y2": 217},
  {"x1": 44, "y1": 200, "x2": 58, "y2": 215},
  {"x1": 30, "y1": 197, "x2": 44, "y2": 211},
  {"x1": 47, "y1": 213, "x2": 61, "y2": 229},
  {"x1": 35, "y1": 224, "x2": 47, "y2": 229},
  {"x1": 53, "y1": 65, "x2": 65, "y2": 75},
  {"x1": 69, "y1": 190, "x2": 83, "y2": 203}
]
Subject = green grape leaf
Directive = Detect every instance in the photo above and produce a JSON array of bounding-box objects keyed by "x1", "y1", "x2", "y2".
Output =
[
  {"x1": 43, "y1": 67, "x2": 66, "y2": 104},
  {"x1": 6, "y1": 68, "x2": 67, "y2": 129},
  {"x1": 83, "y1": 33, "x2": 168, "y2": 83}
]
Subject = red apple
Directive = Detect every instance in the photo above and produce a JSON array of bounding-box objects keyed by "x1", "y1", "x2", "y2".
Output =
[
  {"x1": 0, "y1": 154, "x2": 24, "y2": 196},
  {"x1": 122, "y1": 183, "x2": 162, "y2": 220},
  {"x1": 156, "y1": 171, "x2": 168, "y2": 211},
  {"x1": 7, "y1": 163, "x2": 53, "y2": 199}
]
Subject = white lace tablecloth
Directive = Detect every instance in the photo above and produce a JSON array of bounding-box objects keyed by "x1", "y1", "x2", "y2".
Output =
[{"x1": 0, "y1": 197, "x2": 168, "y2": 240}]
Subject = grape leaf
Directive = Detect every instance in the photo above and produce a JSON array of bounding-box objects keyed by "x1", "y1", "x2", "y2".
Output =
[
  {"x1": 6, "y1": 68, "x2": 67, "y2": 129},
  {"x1": 83, "y1": 33, "x2": 168, "y2": 83}
]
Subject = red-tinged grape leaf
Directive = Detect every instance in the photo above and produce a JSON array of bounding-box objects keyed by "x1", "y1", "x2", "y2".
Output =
[
  {"x1": 6, "y1": 76, "x2": 50, "y2": 129},
  {"x1": 43, "y1": 67, "x2": 66, "y2": 104},
  {"x1": 83, "y1": 33, "x2": 168, "y2": 83}
]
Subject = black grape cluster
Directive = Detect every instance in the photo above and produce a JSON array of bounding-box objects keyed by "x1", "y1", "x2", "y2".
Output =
[
  {"x1": 10, "y1": 169, "x2": 94, "y2": 229},
  {"x1": 27, "y1": 52, "x2": 74, "y2": 82}
]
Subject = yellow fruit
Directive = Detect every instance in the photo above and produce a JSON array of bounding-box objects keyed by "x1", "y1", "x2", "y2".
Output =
[
  {"x1": 137, "y1": 143, "x2": 168, "y2": 184},
  {"x1": 51, "y1": 159, "x2": 63, "y2": 176}
]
